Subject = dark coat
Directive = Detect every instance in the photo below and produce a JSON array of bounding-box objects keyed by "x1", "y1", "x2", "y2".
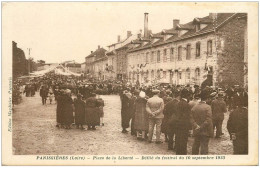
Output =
[
  {"x1": 227, "y1": 107, "x2": 248, "y2": 154},
  {"x1": 74, "y1": 98, "x2": 86, "y2": 125},
  {"x1": 85, "y1": 97, "x2": 100, "y2": 126},
  {"x1": 56, "y1": 94, "x2": 63, "y2": 124},
  {"x1": 191, "y1": 102, "x2": 214, "y2": 137},
  {"x1": 121, "y1": 93, "x2": 132, "y2": 128},
  {"x1": 162, "y1": 98, "x2": 179, "y2": 134},
  {"x1": 134, "y1": 97, "x2": 148, "y2": 131},
  {"x1": 175, "y1": 99, "x2": 192, "y2": 131},
  {"x1": 227, "y1": 107, "x2": 248, "y2": 139},
  {"x1": 211, "y1": 98, "x2": 227, "y2": 121},
  {"x1": 40, "y1": 88, "x2": 48, "y2": 98},
  {"x1": 63, "y1": 95, "x2": 74, "y2": 125}
]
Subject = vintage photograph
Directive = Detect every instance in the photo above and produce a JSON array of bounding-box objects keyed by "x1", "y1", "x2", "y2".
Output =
[{"x1": 2, "y1": 1, "x2": 258, "y2": 166}]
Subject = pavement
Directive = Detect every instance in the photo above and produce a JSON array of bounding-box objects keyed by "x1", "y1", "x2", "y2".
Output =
[{"x1": 12, "y1": 92, "x2": 233, "y2": 155}]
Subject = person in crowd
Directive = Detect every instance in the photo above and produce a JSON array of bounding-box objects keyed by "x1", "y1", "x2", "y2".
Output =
[
  {"x1": 146, "y1": 89, "x2": 164, "y2": 144},
  {"x1": 189, "y1": 94, "x2": 200, "y2": 109},
  {"x1": 85, "y1": 93, "x2": 100, "y2": 130},
  {"x1": 74, "y1": 94, "x2": 86, "y2": 130},
  {"x1": 130, "y1": 89, "x2": 139, "y2": 136},
  {"x1": 134, "y1": 91, "x2": 148, "y2": 141},
  {"x1": 227, "y1": 94, "x2": 248, "y2": 154},
  {"x1": 174, "y1": 89, "x2": 191, "y2": 155},
  {"x1": 56, "y1": 90, "x2": 63, "y2": 128},
  {"x1": 30, "y1": 84, "x2": 35, "y2": 96},
  {"x1": 96, "y1": 95, "x2": 105, "y2": 126},
  {"x1": 190, "y1": 90, "x2": 213, "y2": 155},
  {"x1": 161, "y1": 90, "x2": 173, "y2": 142},
  {"x1": 24, "y1": 84, "x2": 31, "y2": 97},
  {"x1": 63, "y1": 89, "x2": 74, "y2": 129},
  {"x1": 211, "y1": 93, "x2": 227, "y2": 138},
  {"x1": 48, "y1": 91, "x2": 54, "y2": 104},
  {"x1": 120, "y1": 90, "x2": 132, "y2": 133},
  {"x1": 164, "y1": 92, "x2": 180, "y2": 150},
  {"x1": 40, "y1": 86, "x2": 48, "y2": 105}
]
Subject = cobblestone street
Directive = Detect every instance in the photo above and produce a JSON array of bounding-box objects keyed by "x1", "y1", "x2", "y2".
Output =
[{"x1": 13, "y1": 92, "x2": 233, "y2": 155}]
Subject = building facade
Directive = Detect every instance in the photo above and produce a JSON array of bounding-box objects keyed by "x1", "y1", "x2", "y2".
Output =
[
  {"x1": 127, "y1": 13, "x2": 247, "y2": 87},
  {"x1": 85, "y1": 46, "x2": 107, "y2": 79},
  {"x1": 106, "y1": 31, "x2": 139, "y2": 81}
]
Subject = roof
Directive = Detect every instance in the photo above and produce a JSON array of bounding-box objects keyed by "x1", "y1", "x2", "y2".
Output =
[
  {"x1": 115, "y1": 42, "x2": 132, "y2": 51},
  {"x1": 193, "y1": 15, "x2": 213, "y2": 24},
  {"x1": 85, "y1": 48, "x2": 107, "y2": 59},
  {"x1": 176, "y1": 21, "x2": 194, "y2": 30},
  {"x1": 129, "y1": 13, "x2": 239, "y2": 53},
  {"x1": 107, "y1": 35, "x2": 131, "y2": 47},
  {"x1": 106, "y1": 50, "x2": 116, "y2": 56}
]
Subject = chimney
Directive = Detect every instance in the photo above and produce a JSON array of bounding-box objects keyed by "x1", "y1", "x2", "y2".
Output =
[
  {"x1": 144, "y1": 13, "x2": 149, "y2": 38},
  {"x1": 98, "y1": 45, "x2": 100, "y2": 49},
  {"x1": 173, "y1": 19, "x2": 180, "y2": 29},
  {"x1": 127, "y1": 31, "x2": 132, "y2": 38},
  {"x1": 117, "y1": 35, "x2": 121, "y2": 42}
]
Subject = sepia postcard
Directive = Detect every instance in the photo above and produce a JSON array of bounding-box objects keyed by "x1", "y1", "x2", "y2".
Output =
[{"x1": 2, "y1": 1, "x2": 259, "y2": 166}]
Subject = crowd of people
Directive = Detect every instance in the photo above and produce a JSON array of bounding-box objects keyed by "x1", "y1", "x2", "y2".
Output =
[
  {"x1": 119, "y1": 84, "x2": 248, "y2": 155},
  {"x1": 13, "y1": 72, "x2": 248, "y2": 155}
]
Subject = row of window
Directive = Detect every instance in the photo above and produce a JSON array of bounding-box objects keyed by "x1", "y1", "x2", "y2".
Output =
[
  {"x1": 129, "y1": 68, "x2": 201, "y2": 83},
  {"x1": 129, "y1": 68, "x2": 201, "y2": 79},
  {"x1": 130, "y1": 40, "x2": 213, "y2": 64}
]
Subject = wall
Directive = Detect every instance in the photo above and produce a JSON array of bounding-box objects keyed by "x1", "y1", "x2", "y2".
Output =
[{"x1": 216, "y1": 14, "x2": 247, "y2": 87}]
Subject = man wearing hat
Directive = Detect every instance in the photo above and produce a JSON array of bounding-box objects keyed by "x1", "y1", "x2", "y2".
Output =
[
  {"x1": 146, "y1": 89, "x2": 164, "y2": 144},
  {"x1": 227, "y1": 94, "x2": 248, "y2": 154},
  {"x1": 190, "y1": 89, "x2": 213, "y2": 155},
  {"x1": 174, "y1": 88, "x2": 192, "y2": 155},
  {"x1": 211, "y1": 93, "x2": 227, "y2": 138}
]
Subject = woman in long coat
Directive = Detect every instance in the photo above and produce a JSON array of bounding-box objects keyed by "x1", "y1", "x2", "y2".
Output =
[
  {"x1": 85, "y1": 93, "x2": 100, "y2": 130},
  {"x1": 63, "y1": 89, "x2": 74, "y2": 129},
  {"x1": 56, "y1": 91, "x2": 63, "y2": 127},
  {"x1": 121, "y1": 91, "x2": 132, "y2": 133},
  {"x1": 74, "y1": 94, "x2": 86, "y2": 129},
  {"x1": 134, "y1": 91, "x2": 148, "y2": 140}
]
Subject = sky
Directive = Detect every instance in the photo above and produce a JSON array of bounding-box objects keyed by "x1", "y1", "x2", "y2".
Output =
[{"x1": 4, "y1": 2, "x2": 216, "y2": 63}]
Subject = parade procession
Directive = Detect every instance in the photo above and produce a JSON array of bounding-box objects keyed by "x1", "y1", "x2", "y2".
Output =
[{"x1": 12, "y1": 11, "x2": 248, "y2": 156}]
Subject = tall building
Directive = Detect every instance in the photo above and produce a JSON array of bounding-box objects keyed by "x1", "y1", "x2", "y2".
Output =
[
  {"x1": 127, "y1": 13, "x2": 247, "y2": 87},
  {"x1": 106, "y1": 31, "x2": 139, "y2": 81},
  {"x1": 85, "y1": 46, "x2": 107, "y2": 80}
]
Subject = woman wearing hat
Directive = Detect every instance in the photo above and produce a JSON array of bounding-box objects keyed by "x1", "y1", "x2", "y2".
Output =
[
  {"x1": 74, "y1": 94, "x2": 86, "y2": 130},
  {"x1": 134, "y1": 91, "x2": 148, "y2": 140},
  {"x1": 85, "y1": 93, "x2": 100, "y2": 130},
  {"x1": 63, "y1": 89, "x2": 74, "y2": 129}
]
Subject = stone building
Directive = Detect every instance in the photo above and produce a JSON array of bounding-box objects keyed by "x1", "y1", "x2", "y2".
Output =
[
  {"x1": 85, "y1": 46, "x2": 107, "y2": 80},
  {"x1": 106, "y1": 31, "x2": 138, "y2": 81},
  {"x1": 127, "y1": 13, "x2": 247, "y2": 87}
]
